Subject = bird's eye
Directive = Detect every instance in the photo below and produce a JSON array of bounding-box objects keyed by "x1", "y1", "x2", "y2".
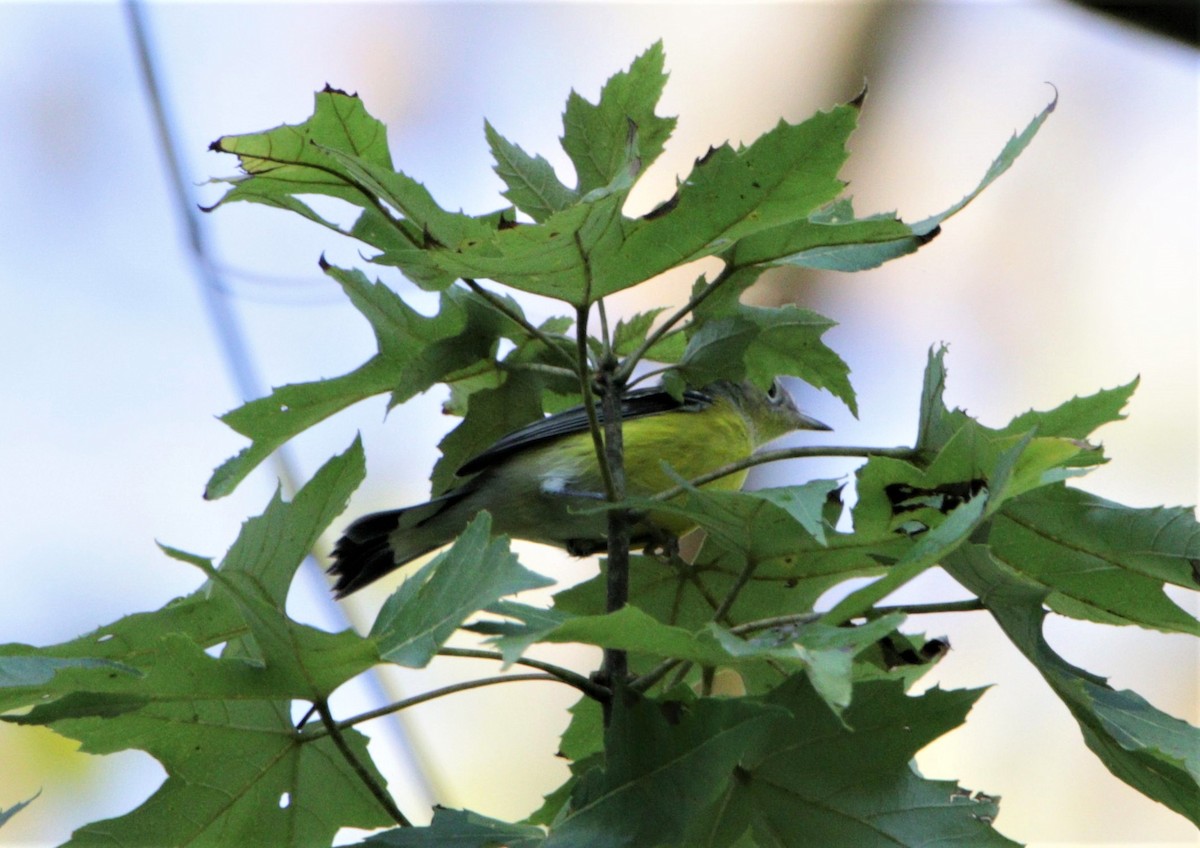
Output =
[{"x1": 767, "y1": 381, "x2": 782, "y2": 403}]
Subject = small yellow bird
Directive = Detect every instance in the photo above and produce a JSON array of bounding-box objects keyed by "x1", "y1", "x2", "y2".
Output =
[{"x1": 329, "y1": 379, "x2": 829, "y2": 596}]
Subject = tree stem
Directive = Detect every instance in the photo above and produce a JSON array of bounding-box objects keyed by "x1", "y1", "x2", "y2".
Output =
[{"x1": 598, "y1": 362, "x2": 632, "y2": 723}]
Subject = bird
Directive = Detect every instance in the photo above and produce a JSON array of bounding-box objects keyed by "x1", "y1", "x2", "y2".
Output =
[{"x1": 328, "y1": 379, "x2": 829, "y2": 596}]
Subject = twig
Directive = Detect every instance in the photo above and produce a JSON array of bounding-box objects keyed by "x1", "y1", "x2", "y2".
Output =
[
  {"x1": 503, "y1": 361, "x2": 579, "y2": 381},
  {"x1": 329, "y1": 674, "x2": 561, "y2": 732},
  {"x1": 438, "y1": 647, "x2": 610, "y2": 701},
  {"x1": 614, "y1": 263, "x2": 742, "y2": 383},
  {"x1": 596, "y1": 296, "x2": 613, "y2": 352},
  {"x1": 711, "y1": 556, "x2": 760, "y2": 624},
  {"x1": 312, "y1": 698, "x2": 412, "y2": 827},
  {"x1": 651, "y1": 445, "x2": 919, "y2": 501},
  {"x1": 462, "y1": 278, "x2": 578, "y2": 371},
  {"x1": 626, "y1": 364, "x2": 675, "y2": 389},
  {"x1": 575, "y1": 304, "x2": 617, "y2": 502},
  {"x1": 867, "y1": 599, "x2": 985, "y2": 617},
  {"x1": 729, "y1": 612, "x2": 822, "y2": 635},
  {"x1": 627, "y1": 612, "x2": 822, "y2": 695}
]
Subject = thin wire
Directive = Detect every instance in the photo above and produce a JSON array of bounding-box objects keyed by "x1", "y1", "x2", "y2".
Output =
[
  {"x1": 125, "y1": 3, "x2": 266, "y2": 407},
  {"x1": 122, "y1": 0, "x2": 438, "y2": 807}
]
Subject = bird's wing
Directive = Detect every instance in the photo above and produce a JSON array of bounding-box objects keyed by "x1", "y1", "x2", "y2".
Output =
[{"x1": 456, "y1": 385, "x2": 714, "y2": 476}]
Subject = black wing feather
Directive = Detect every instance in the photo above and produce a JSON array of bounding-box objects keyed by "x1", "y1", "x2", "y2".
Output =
[{"x1": 456, "y1": 386, "x2": 714, "y2": 476}]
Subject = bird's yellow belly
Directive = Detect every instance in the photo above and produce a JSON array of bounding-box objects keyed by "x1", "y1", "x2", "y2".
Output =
[{"x1": 480, "y1": 405, "x2": 754, "y2": 547}]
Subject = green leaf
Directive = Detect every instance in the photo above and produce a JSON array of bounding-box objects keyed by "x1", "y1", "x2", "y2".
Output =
[
  {"x1": 309, "y1": 143, "x2": 493, "y2": 249},
  {"x1": 208, "y1": 86, "x2": 396, "y2": 213},
  {"x1": 727, "y1": 89, "x2": 1055, "y2": 275},
  {"x1": 609, "y1": 103, "x2": 856, "y2": 291},
  {"x1": 1, "y1": 629, "x2": 370, "y2": 718},
  {"x1": 741, "y1": 481, "x2": 841, "y2": 545},
  {"x1": 543, "y1": 571, "x2": 909, "y2": 713},
  {"x1": 534, "y1": 605, "x2": 732, "y2": 667},
  {"x1": 431, "y1": 338, "x2": 579, "y2": 495},
  {"x1": 544, "y1": 696, "x2": 784, "y2": 847},
  {"x1": 726, "y1": 90, "x2": 1057, "y2": 278},
  {"x1": 823, "y1": 491, "x2": 990, "y2": 627},
  {"x1": 907, "y1": 356, "x2": 1092, "y2": 497},
  {"x1": 0, "y1": 656, "x2": 137, "y2": 689},
  {"x1": 646, "y1": 483, "x2": 837, "y2": 562},
  {"x1": 620, "y1": 489, "x2": 893, "y2": 642},
  {"x1": 915, "y1": 343, "x2": 963, "y2": 452},
  {"x1": 987, "y1": 485, "x2": 1200, "y2": 634},
  {"x1": 486, "y1": 120, "x2": 578, "y2": 223},
  {"x1": 432, "y1": 373, "x2": 545, "y2": 495},
  {"x1": 466, "y1": 600, "x2": 570, "y2": 667},
  {"x1": 918, "y1": 345, "x2": 1136, "y2": 470},
  {"x1": 206, "y1": 272, "x2": 508, "y2": 499},
  {"x1": 946, "y1": 544, "x2": 1200, "y2": 826},
  {"x1": 428, "y1": 192, "x2": 626, "y2": 304},
  {"x1": 552, "y1": 540, "x2": 894, "y2": 680},
  {"x1": 527, "y1": 697, "x2": 605, "y2": 828},
  {"x1": 911, "y1": 90, "x2": 1058, "y2": 236},
  {"x1": 561, "y1": 41, "x2": 675, "y2": 195},
  {"x1": 686, "y1": 677, "x2": 1019, "y2": 847},
  {"x1": 559, "y1": 695, "x2": 605, "y2": 762},
  {"x1": 1, "y1": 438, "x2": 397, "y2": 844},
  {"x1": 219, "y1": 437, "x2": 365, "y2": 604},
  {"x1": 0, "y1": 442, "x2": 368, "y2": 712},
  {"x1": 0, "y1": 792, "x2": 39, "y2": 830},
  {"x1": 710, "y1": 614, "x2": 906, "y2": 714},
  {"x1": 0, "y1": 589, "x2": 237, "y2": 714},
  {"x1": 1000, "y1": 378, "x2": 1138, "y2": 441},
  {"x1": 612, "y1": 307, "x2": 668, "y2": 355},
  {"x1": 910, "y1": 347, "x2": 1196, "y2": 632},
  {"x1": 727, "y1": 201, "x2": 932, "y2": 272},
  {"x1": 684, "y1": 268, "x2": 856, "y2": 414},
  {"x1": 208, "y1": 87, "x2": 495, "y2": 290},
  {"x1": 371, "y1": 514, "x2": 553, "y2": 667},
  {"x1": 851, "y1": 628, "x2": 952, "y2": 691},
  {"x1": 219, "y1": 573, "x2": 381, "y2": 697},
  {"x1": 14, "y1": 697, "x2": 393, "y2": 847},
  {"x1": 828, "y1": 369, "x2": 1107, "y2": 628},
  {"x1": 357, "y1": 808, "x2": 546, "y2": 846}
]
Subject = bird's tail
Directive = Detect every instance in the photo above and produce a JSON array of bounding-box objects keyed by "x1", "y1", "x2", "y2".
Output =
[{"x1": 328, "y1": 491, "x2": 467, "y2": 597}]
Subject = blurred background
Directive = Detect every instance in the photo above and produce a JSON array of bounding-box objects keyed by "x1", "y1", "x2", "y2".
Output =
[{"x1": 1, "y1": 2, "x2": 1196, "y2": 845}]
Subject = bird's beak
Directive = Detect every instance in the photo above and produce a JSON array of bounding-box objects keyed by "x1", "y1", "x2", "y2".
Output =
[{"x1": 797, "y1": 412, "x2": 832, "y2": 431}]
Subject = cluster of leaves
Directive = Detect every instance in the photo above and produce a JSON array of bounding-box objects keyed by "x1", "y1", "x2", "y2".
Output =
[{"x1": 3, "y1": 43, "x2": 1197, "y2": 847}]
